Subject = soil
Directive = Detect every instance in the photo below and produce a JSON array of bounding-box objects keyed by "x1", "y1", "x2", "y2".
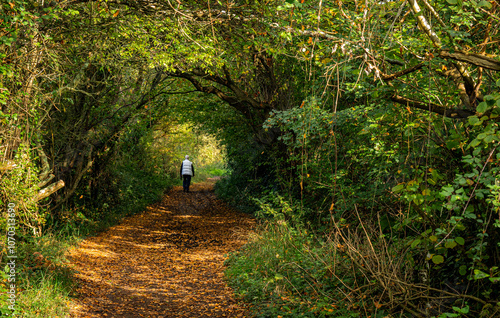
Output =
[{"x1": 68, "y1": 181, "x2": 255, "y2": 318}]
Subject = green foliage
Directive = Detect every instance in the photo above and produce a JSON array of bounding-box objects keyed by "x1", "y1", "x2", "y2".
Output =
[
  {"x1": 156, "y1": 122, "x2": 227, "y2": 179},
  {"x1": 110, "y1": 163, "x2": 170, "y2": 216},
  {"x1": 388, "y1": 93, "x2": 500, "y2": 307},
  {"x1": 51, "y1": 115, "x2": 176, "y2": 234},
  {"x1": 226, "y1": 198, "x2": 391, "y2": 318},
  {"x1": 0, "y1": 144, "x2": 44, "y2": 234},
  {"x1": 435, "y1": 305, "x2": 470, "y2": 318},
  {"x1": 0, "y1": 270, "x2": 10, "y2": 315},
  {"x1": 213, "y1": 124, "x2": 279, "y2": 214},
  {"x1": 258, "y1": 92, "x2": 500, "y2": 313},
  {"x1": 264, "y1": 98, "x2": 405, "y2": 223}
]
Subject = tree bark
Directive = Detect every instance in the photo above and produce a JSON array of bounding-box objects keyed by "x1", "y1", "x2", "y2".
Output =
[
  {"x1": 36, "y1": 180, "x2": 65, "y2": 202},
  {"x1": 408, "y1": 0, "x2": 442, "y2": 48},
  {"x1": 439, "y1": 50, "x2": 500, "y2": 71}
]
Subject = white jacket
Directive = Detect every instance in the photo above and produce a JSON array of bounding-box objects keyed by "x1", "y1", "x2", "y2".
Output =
[{"x1": 181, "y1": 159, "x2": 194, "y2": 176}]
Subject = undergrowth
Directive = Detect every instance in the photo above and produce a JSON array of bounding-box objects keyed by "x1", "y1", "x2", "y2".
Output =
[
  {"x1": 225, "y1": 223, "x2": 396, "y2": 317},
  {"x1": 225, "y1": 196, "x2": 393, "y2": 318},
  {"x1": 224, "y1": 189, "x2": 500, "y2": 317}
]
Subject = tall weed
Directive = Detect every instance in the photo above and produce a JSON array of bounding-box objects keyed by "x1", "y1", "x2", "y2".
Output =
[{"x1": 225, "y1": 199, "x2": 396, "y2": 317}]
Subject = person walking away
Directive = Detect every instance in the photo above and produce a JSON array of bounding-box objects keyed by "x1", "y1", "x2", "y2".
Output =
[{"x1": 180, "y1": 155, "x2": 195, "y2": 192}]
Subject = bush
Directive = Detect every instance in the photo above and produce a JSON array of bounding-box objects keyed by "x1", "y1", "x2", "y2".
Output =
[{"x1": 225, "y1": 198, "x2": 395, "y2": 318}]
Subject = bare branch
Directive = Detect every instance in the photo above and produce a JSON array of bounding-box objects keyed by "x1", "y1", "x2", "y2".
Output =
[
  {"x1": 408, "y1": 0, "x2": 442, "y2": 48},
  {"x1": 36, "y1": 141, "x2": 51, "y2": 181},
  {"x1": 421, "y1": 0, "x2": 446, "y2": 28},
  {"x1": 442, "y1": 66, "x2": 473, "y2": 110},
  {"x1": 439, "y1": 50, "x2": 500, "y2": 71},
  {"x1": 382, "y1": 62, "x2": 425, "y2": 81},
  {"x1": 391, "y1": 94, "x2": 475, "y2": 118},
  {"x1": 169, "y1": 67, "x2": 267, "y2": 113}
]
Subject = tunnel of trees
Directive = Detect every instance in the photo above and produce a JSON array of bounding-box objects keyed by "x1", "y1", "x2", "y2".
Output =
[{"x1": 1, "y1": 0, "x2": 500, "y2": 317}]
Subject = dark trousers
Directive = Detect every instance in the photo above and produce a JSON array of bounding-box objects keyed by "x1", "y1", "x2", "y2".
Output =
[{"x1": 182, "y1": 175, "x2": 192, "y2": 192}]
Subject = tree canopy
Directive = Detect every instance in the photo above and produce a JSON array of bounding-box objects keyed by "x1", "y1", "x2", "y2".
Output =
[{"x1": 2, "y1": 0, "x2": 500, "y2": 316}]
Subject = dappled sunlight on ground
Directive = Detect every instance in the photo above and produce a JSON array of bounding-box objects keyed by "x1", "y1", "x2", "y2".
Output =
[{"x1": 68, "y1": 182, "x2": 255, "y2": 318}]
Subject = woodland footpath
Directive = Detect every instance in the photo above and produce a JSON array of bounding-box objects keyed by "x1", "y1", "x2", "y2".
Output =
[
  {"x1": 69, "y1": 181, "x2": 255, "y2": 318},
  {"x1": 1, "y1": 0, "x2": 500, "y2": 317}
]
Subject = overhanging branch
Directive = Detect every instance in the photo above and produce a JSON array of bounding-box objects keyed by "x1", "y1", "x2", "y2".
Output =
[
  {"x1": 439, "y1": 50, "x2": 500, "y2": 71},
  {"x1": 382, "y1": 62, "x2": 425, "y2": 81},
  {"x1": 167, "y1": 68, "x2": 270, "y2": 119},
  {"x1": 391, "y1": 95, "x2": 475, "y2": 119}
]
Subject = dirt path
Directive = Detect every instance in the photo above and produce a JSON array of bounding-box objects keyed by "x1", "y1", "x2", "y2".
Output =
[{"x1": 68, "y1": 182, "x2": 255, "y2": 318}]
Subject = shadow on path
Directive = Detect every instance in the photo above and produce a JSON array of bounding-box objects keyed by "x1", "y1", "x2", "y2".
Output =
[{"x1": 68, "y1": 181, "x2": 255, "y2": 318}]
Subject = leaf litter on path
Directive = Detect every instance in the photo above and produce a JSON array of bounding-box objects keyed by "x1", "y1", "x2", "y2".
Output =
[{"x1": 68, "y1": 182, "x2": 255, "y2": 318}]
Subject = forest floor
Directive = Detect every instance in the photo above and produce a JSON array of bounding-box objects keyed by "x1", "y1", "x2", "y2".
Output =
[{"x1": 67, "y1": 181, "x2": 255, "y2": 318}]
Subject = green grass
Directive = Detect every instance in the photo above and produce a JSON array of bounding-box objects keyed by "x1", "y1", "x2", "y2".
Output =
[
  {"x1": 226, "y1": 221, "x2": 343, "y2": 317},
  {"x1": 1, "y1": 233, "x2": 79, "y2": 317},
  {"x1": 15, "y1": 270, "x2": 74, "y2": 318},
  {"x1": 224, "y1": 218, "x2": 390, "y2": 318},
  {"x1": 204, "y1": 167, "x2": 228, "y2": 177}
]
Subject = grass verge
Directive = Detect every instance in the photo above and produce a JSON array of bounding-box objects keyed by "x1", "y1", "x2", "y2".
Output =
[
  {"x1": 225, "y1": 220, "x2": 378, "y2": 318},
  {"x1": 224, "y1": 198, "x2": 396, "y2": 318},
  {"x1": 1, "y1": 233, "x2": 79, "y2": 317}
]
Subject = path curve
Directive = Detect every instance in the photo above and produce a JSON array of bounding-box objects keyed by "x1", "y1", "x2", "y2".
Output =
[{"x1": 68, "y1": 182, "x2": 255, "y2": 318}]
